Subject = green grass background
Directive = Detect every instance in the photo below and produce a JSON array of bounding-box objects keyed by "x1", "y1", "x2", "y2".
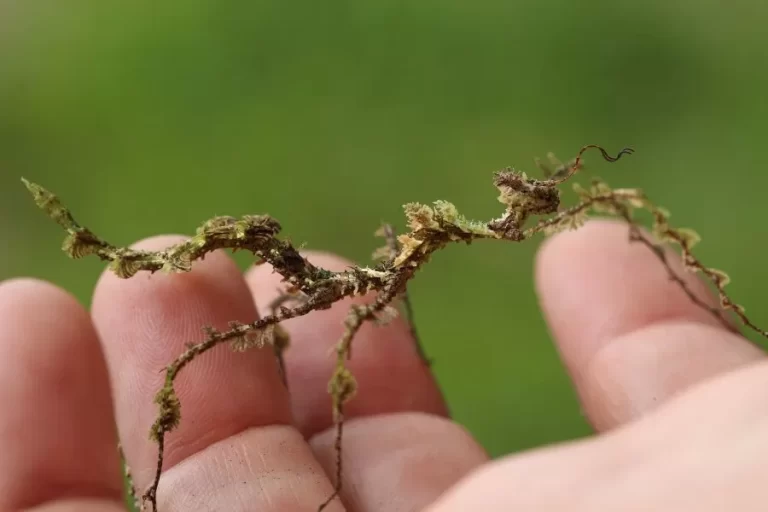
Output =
[{"x1": 2, "y1": 0, "x2": 767, "y2": 499}]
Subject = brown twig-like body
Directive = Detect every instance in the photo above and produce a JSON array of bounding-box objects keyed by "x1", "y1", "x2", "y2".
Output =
[{"x1": 23, "y1": 145, "x2": 767, "y2": 512}]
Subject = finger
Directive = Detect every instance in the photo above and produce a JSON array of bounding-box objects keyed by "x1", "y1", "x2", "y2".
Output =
[
  {"x1": 246, "y1": 251, "x2": 448, "y2": 438},
  {"x1": 430, "y1": 358, "x2": 768, "y2": 512},
  {"x1": 535, "y1": 220, "x2": 764, "y2": 430},
  {"x1": 152, "y1": 425, "x2": 344, "y2": 512},
  {"x1": 573, "y1": 321, "x2": 763, "y2": 432},
  {"x1": 310, "y1": 413, "x2": 488, "y2": 512},
  {"x1": 0, "y1": 279, "x2": 123, "y2": 510},
  {"x1": 91, "y1": 236, "x2": 293, "y2": 489},
  {"x1": 424, "y1": 434, "x2": 617, "y2": 512},
  {"x1": 26, "y1": 500, "x2": 125, "y2": 512}
]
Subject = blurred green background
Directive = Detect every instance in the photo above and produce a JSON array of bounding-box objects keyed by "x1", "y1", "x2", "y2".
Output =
[{"x1": 2, "y1": 0, "x2": 767, "y2": 466}]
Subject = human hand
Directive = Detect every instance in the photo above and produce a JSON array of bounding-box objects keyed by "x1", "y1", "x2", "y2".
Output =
[
  {"x1": 0, "y1": 220, "x2": 764, "y2": 511},
  {"x1": 428, "y1": 220, "x2": 767, "y2": 511}
]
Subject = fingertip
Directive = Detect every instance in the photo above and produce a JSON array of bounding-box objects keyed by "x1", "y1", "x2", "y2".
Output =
[
  {"x1": 534, "y1": 219, "x2": 763, "y2": 430},
  {"x1": 534, "y1": 219, "x2": 722, "y2": 368},
  {"x1": 535, "y1": 219, "x2": 634, "y2": 300},
  {"x1": 0, "y1": 278, "x2": 122, "y2": 509},
  {"x1": 0, "y1": 277, "x2": 77, "y2": 306}
]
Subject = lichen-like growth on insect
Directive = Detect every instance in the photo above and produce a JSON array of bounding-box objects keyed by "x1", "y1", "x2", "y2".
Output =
[{"x1": 23, "y1": 145, "x2": 768, "y2": 512}]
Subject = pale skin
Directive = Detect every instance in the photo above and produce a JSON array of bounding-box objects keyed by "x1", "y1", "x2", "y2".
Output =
[{"x1": 1, "y1": 220, "x2": 766, "y2": 512}]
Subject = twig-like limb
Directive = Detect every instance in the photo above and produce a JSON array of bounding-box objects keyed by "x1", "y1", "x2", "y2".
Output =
[
  {"x1": 525, "y1": 179, "x2": 764, "y2": 339},
  {"x1": 621, "y1": 211, "x2": 737, "y2": 334},
  {"x1": 621, "y1": 193, "x2": 767, "y2": 338},
  {"x1": 401, "y1": 291, "x2": 428, "y2": 363},
  {"x1": 315, "y1": 306, "x2": 370, "y2": 512},
  {"x1": 142, "y1": 299, "x2": 327, "y2": 512},
  {"x1": 319, "y1": 280, "x2": 404, "y2": 512},
  {"x1": 142, "y1": 433, "x2": 164, "y2": 512}
]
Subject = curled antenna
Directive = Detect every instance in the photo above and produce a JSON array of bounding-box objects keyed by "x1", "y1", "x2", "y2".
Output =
[
  {"x1": 549, "y1": 145, "x2": 633, "y2": 183},
  {"x1": 574, "y1": 144, "x2": 634, "y2": 167}
]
